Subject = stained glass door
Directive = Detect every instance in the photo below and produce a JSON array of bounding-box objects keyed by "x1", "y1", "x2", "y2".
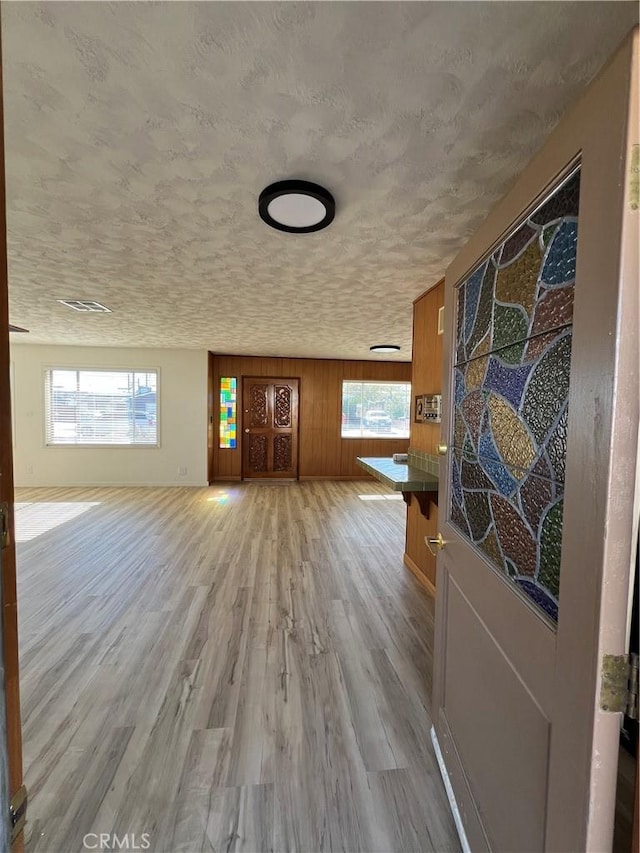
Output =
[
  {"x1": 451, "y1": 167, "x2": 579, "y2": 623},
  {"x1": 431, "y1": 31, "x2": 638, "y2": 853}
]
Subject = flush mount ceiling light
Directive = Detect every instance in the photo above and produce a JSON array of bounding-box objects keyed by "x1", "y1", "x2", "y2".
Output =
[
  {"x1": 259, "y1": 180, "x2": 335, "y2": 233},
  {"x1": 370, "y1": 345, "x2": 401, "y2": 354}
]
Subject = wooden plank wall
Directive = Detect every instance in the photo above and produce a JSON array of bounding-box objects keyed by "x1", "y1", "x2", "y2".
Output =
[
  {"x1": 404, "y1": 280, "x2": 445, "y2": 591},
  {"x1": 209, "y1": 354, "x2": 411, "y2": 481}
]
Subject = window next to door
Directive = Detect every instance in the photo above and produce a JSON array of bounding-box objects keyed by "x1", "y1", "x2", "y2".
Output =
[
  {"x1": 341, "y1": 380, "x2": 411, "y2": 438},
  {"x1": 219, "y1": 377, "x2": 237, "y2": 449}
]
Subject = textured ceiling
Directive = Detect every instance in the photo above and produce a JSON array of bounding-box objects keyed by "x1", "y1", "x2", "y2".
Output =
[{"x1": 3, "y1": 1, "x2": 638, "y2": 360}]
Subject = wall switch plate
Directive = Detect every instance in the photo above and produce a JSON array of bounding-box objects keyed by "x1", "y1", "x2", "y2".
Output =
[{"x1": 178, "y1": 466, "x2": 187, "y2": 476}]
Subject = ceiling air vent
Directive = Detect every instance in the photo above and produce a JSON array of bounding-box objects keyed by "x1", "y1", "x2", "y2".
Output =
[{"x1": 57, "y1": 300, "x2": 112, "y2": 313}]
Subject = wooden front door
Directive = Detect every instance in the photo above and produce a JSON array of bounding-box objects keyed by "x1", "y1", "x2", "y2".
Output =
[
  {"x1": 242, "y1": 378, "x2": 299, "y2": 479},
  {"x1": 432, "y1": 32, "x2": 637, "y2": 853}
]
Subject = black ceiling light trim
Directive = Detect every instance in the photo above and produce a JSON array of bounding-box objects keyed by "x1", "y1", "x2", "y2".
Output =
[
  {"x1": 370, "y1": 345, "x2": 401, "y2": 353},
  {"x1": 259, "y1": 180, "x2": 335, "y2": 233}
]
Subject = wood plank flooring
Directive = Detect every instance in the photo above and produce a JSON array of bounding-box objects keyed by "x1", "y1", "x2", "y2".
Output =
[{"x1": 15, "y1": 481, "x2": 460, "y2": 853}]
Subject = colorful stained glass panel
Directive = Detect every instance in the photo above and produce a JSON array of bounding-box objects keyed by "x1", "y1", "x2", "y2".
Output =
[
  {"x1": 452, "y1": 330, "x2": 572, "y2": 480},
  {"x1": 455, "y1": 172, "x2": 580, "y2": 365},
  {"x1": 219, "y1": 377, "x2": 237, "y2": 449},
  {"x1": 450, "y1": 167, "x2": 580, "y2": 623},
  {"x1": 451, "y1": 461, "x2": 564, "y2": 621}
]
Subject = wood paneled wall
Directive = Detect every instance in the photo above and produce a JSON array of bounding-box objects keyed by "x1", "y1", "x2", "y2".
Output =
[
  {"x1": 404, "y1": 280, "x2": 445, "y2": 590},
  {"x1": 208, "y1": 354, "x2": 411, "y2": 481},
  {"x1": 410, "y1": 281, "x2": 445, "y2": 455}
]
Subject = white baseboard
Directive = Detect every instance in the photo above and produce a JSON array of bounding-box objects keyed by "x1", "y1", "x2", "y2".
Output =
[{"x1": 430, "y1": 726, "x2": 471, "y2": 853}]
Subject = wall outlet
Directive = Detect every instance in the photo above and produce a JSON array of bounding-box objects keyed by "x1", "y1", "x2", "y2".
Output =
[{"x1": 178, "y1": 466, "x2": 187, "y2": 476}]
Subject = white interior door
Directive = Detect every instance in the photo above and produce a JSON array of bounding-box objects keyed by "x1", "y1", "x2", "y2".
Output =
[{"x1": 432, "y1": 30, "x2": 638, "y2": 853}]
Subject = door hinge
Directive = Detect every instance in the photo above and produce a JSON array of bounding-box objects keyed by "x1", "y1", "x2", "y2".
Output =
[
  {"x1": 0, "y1": 502, "x2": 8, "y2": 549},
  {"x1": 600, "y1": 653, "x2": 639, "y2": 720},
  {"x1": 10, "y1": 784, "x2": 27, "y2": 842}
]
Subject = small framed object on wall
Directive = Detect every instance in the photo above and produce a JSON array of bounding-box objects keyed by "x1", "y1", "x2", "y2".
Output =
[{"x1": 414, "y1": 395, "x2": 425, "y2": 423}]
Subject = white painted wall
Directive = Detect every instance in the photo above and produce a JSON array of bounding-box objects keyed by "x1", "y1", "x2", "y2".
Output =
[{"x1": 10, "y1": 345, "x2": 208, "y2": 487}]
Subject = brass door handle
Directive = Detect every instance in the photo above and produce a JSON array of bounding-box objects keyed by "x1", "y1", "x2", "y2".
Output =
[
  {"x1": 437, "y1": 442, "x2": 448, "y2": 456},
  {"x1": 425, "y1": 532, "x2": 447, "y2": 556},
  {"x1": 244, "y1": 428, "x2": 250, "y2": 433}
]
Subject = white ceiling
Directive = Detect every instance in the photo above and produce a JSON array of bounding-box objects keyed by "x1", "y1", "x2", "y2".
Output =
[{"x1": 3, "y1": 1, "x2": 637, "y2": 360}]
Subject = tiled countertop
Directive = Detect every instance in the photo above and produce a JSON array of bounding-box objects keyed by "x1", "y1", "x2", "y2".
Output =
[{"x1": 356, "y1": 457, "x2": 439, "y2": 492}]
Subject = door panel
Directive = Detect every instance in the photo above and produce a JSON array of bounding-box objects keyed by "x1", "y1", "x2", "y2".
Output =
[
  {"x1": 242, "y1": 378, "x2": 299, "y2": 479},
  {"x1": 274, "y1": 384, "x2": 293, "y2": 428},
  {"x1": 273, "y1": 433, "x2": 293, "y2": 472},
  {"x1": 249, "y1": 384, "x2": 268, "y2": 428},
  {"x1": 0, "y1": 20, "x2": 24, "y2": 849},
  {"x1": 443, "y1": 576, "x2": 549, "y2": 853},
  {"x1": 433, "y1": 30, "x2": 638, "y2": 853},
  {"x1": 248, "y1": 433, "x2": 268, "y2": 473}
]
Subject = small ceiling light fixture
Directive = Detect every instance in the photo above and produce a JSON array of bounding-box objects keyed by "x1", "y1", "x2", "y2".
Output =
[
  {"x1": 259, "y1": 180, "x2": 335, "y2": 233},
  {"x1": 370, "y1": 344, "x2": 401, "y2": 354}
]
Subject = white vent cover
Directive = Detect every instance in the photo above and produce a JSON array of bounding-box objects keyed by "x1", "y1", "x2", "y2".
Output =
[{"x1": 57, "y1": 300, "x2": 112, "y2": 313}]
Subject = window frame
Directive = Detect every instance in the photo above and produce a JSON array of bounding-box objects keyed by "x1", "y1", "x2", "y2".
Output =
[
  {"x1": 42, "y1": 365, "x2": 161, "y2": 449},
  {"x1": 340, "y1": 379, "x2": 411, "y2": 440}
]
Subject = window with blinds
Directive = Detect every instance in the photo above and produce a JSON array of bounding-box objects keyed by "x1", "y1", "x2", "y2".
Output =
[
  {"x1": 341, "y1": 380, "x2": 411, "y2": 438},
  {"x1": 44, "y1": 368, "x2": 159, "y2": 446}
]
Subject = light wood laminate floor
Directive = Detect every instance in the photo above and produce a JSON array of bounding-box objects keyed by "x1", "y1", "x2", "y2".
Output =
[{"x1": 16, "y1": 481, "x2": 460, "y2": 853}]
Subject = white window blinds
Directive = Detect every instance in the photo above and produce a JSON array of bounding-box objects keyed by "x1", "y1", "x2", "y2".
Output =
[
  {"x1": 44, "y1": 369, "x2": 158, "y2": 446},
  {"x1": 341, "y1": 380, "x2": 411, "y2": 438}
]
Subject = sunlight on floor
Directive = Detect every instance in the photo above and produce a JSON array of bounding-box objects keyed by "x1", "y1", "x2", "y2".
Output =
[
  {"x1": 14, "y1": 502, "x2": 101, "y2": 542},
  {"x1": 206, "y1": 490, "x2": 230, "y2": 504},
  {"x1": 358, "y1": 494, "x2": 404, "y2": 501}
]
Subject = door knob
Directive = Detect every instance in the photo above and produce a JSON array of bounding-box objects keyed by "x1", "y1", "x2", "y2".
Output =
[
  {"x1": 425, "y1": 532, "x2": 447, "y2": 556},
  {"x1": 437, "y1": 442, "x2": 448, "y2": 456},
  {"x1": 244, "y1": 428, "x2": 250, "y2": 433}
]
